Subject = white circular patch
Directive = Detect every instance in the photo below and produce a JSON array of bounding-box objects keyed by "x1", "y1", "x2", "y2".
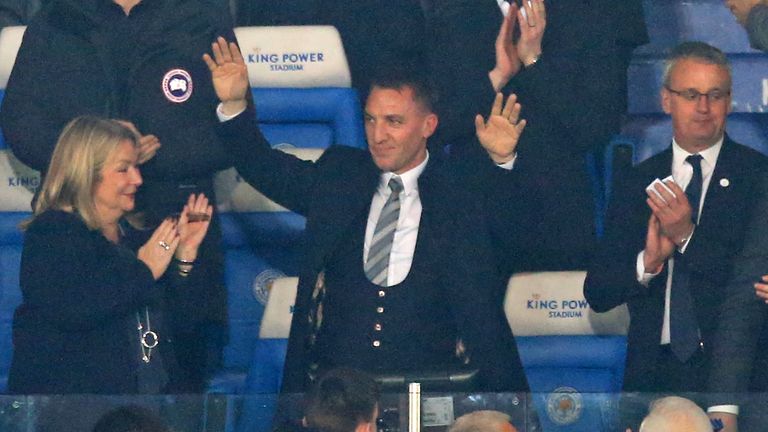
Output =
[
  {"x1": 719, "y1": 178, "x2": 730, "y2": 188},
  {"x1": 162, "y1": 68, "x2": 193, "y2": 103},
  {"x1": 546, "y1": 386, "x2": 583, "y2": 425}
]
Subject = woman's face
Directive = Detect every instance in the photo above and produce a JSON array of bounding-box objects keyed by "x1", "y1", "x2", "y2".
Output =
[{"x1": 93, "y1": 140, "x2": 142, "y2": 224}]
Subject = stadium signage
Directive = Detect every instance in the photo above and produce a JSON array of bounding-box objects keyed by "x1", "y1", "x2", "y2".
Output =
[
  {"x1": 525, "y1": 293, "x2": 590, "y2": 318},
  {"x1": 246, "y1": 51, "x2": 326, "y2": 72}
]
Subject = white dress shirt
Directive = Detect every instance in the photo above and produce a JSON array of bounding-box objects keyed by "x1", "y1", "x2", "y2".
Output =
[
  {"x1": 636, "y1": 137, "x2": 723, "y2": 343},
  {"x1": 634, "y1": 137, "x2": 736, "y2": 415},
  {"x1": 363, "y1": 154, "x2": 429, "y2": 286}
]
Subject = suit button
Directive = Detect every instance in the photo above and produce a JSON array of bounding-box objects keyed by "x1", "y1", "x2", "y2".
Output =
[
  {"x1": 374, "y1": 323, "x2": 382, "y2": 331},
  {"x1": 378, "y1": 290, "x2": 386, "y2": 297},
  {"x1": 376, "y1": 307, "x2": 384, "y2": 313},
  {"x1": 373, "y1": 340, "x2": 381, "y2": 347}
]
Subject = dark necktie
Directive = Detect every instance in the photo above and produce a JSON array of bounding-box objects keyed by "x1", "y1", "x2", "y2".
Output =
[
  {"x1": 670, "y1": 154, "x2": 703, "y2": 362},
  {"x1": 365, "y1": 177, "x2": 404, "y2": 287}
]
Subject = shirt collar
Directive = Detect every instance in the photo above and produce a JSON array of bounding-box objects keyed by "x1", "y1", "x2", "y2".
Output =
[
  {"x1": 671, "y1": 136, "x2": 723, "y2": 173},
  {"x1": 378, "y1": 151, "x2": 430, "y2": 196}
]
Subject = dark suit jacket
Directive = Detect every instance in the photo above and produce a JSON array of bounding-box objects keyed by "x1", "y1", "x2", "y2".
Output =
[
  {"x1": 218, "y1": 110, "x2": 529, "y2": 393},
  {"x1": 584, "y1": 136, "x2": 768, "y2": 397}
]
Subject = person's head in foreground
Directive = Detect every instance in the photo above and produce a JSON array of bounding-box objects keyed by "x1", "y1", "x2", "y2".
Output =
[
  {"x1": 639, "y1": 396, "x2": 713, "y2": 432},
  {"x1": 449, "y1": 410, "x2": 518, "y2": 432},
  {"x1": 304, "y1": 368, "x2": 380, "y2": 432}
]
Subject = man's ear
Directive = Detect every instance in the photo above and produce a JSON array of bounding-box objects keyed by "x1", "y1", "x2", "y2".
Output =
[
  {"x1": 422, "y1": 113, "x2": 438, "y2": 139},
  {"x1": 661, "y1": 87, "x2": 672, "y2": 115}
]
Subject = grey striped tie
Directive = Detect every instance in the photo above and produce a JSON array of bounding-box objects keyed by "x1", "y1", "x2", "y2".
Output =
[{"x1": 365, "y1": 177, "x2": 404, "y2": 287}]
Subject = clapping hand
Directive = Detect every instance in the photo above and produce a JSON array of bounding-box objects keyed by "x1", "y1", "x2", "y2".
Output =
[
  {"x1": 138, "y1": 218, "x2": 179, "y2": 280},
  {"x1": 645, "y1": 180, "x2": 695, "y2": 247},
  {"x1": 643, "y1": 214, "x2": 676, "y2": 274},
  {"x1": 116, "y1": 120, "x2": 161, "y2": 165},
  {"x1": 489, "y1": 0, "x2": 546, "y2": 91},
  {"x1": 175, "y1": 193, "x2": 214, "y2": 263},
  {"x1": 474, "y1": 93, "x2": 527, "y2": 164}
]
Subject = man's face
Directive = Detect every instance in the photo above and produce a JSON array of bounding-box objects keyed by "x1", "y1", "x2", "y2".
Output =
[
  {"x1": 661, "y1": 58, "x2": 732, "y2": 153},
  {"x1": 364, "y1": 85, "x2": 437, "y2": 174},
  {"x1": 724, "y1": 0, "x2": 762, "y2": 25}
]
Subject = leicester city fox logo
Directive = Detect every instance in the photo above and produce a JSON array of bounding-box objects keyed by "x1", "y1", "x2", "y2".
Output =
[{"x1": 162, "y1": 68, "x2": 193, "y2": 103}]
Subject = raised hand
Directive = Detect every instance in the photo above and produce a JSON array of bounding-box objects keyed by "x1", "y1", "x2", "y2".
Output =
[
  {"x1": 517, "y1": 0, "x2": 546, "y2": 67},
  {"x1": 202, "y1": 36, "x2": 249, "y2": 114},
  {"x1": 474, "y1": 93, "x2": 527, "y2": 164},
  {"x1": 175, "y1": 193, "x2": 213, "y2": 263},
  {"x1": 137, "y1": 218, "x2": 179, "y2": 280}
]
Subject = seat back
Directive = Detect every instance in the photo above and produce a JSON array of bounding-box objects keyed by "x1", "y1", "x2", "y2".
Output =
[
  {"x1": 0, "y1": 26, "x2": 33, "y2": 393},
  {"x1": 505, "y1": 271, "x2": 628, "y2": 430}
]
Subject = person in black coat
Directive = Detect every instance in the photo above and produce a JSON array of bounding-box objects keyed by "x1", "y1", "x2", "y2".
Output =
[
  {"x1": 427, "y1": 0, "x2": 648, "y2": 270},
  {"x1": 0, "y1": 0, "x2": 239, "y2": 389},
  {"x1": 9, "y1": 116, "x2": 214, "y2": 394},
  {"x1": 204, "y1": 38, "x2": 530, "y2": 392}
]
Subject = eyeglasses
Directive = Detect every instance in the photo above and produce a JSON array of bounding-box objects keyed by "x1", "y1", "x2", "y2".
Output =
[{"x1": 665, "y1": 86, "x2": 731, "y2": 102}]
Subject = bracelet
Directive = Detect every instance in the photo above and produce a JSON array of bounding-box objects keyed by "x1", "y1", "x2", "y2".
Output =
[
  {"x1": 174, "y1": 257, "x2": 195, "y2": 264},
  {"x1": 175, "y1": 257, "x2": 194, "y2": 277}
]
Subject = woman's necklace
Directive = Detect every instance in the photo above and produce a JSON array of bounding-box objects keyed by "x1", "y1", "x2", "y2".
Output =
[{"x1": 136, "y1": 307, "x2": 159, "y2": 363}]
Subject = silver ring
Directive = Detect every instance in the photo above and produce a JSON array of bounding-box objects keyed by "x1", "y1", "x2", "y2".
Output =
[{"x1": 158, "y1": 240, "x2": 170, "y2": 251}]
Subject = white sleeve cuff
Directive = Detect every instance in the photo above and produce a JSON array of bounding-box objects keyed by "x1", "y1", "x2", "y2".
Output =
[
  {"x1": 707, "y1": 405, "x2": 739, "y2": 416},
  {"x1": 496, "y1": 154, "x2": 517, "y2": 170},
  {"x1": 677, "y1": 225, "x2": 696, "y2": 254},
  {"x1": 216, "y1": 103, "x2": 246, "y2": 122},
  {"x1": 636, "y1": 251, "x2": 661, "y2": 285}
]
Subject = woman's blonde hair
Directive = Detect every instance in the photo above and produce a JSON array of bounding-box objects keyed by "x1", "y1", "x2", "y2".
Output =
[{"x1": 24, "y1": 116, "x2": 139, "y2": 230}]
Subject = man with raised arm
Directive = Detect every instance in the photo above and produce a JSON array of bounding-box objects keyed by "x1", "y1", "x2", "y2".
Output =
[{"x1": 204, "y1": 38, "x2": 530, "y2": 392}]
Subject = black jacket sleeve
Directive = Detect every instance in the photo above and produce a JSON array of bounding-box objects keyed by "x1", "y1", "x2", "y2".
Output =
[
  {"x1": 217, "y1": 109, "x2": 322, "y2": 216},
  {"x1": 19, "y1": 212, "x2": 161, "y2": 331}
]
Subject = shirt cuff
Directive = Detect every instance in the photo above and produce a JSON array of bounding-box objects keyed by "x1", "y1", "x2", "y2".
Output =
[
  {"x1": 636, "y1": 251, "x2": 661, "y2": 285},
  {"x1": 677, "y1": 225, "x2": 695, "y2": 254},
  {"x1": 496, "y1": 154, "x2": 517, "y2": 170},
  {"x1": 708, "y1": 405, "x2": 739, "y2": 416},
  {"x1": 216, "y1": 103, "x2": 246, "y2": 122}
]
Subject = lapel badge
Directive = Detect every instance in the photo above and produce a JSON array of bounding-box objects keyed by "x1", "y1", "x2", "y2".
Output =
[{"x1": 719, "y1": 178, "x2": 730, "y2": 188}]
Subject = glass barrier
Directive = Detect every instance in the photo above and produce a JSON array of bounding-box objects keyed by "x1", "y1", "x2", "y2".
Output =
[{"x1": 0, "y1": 392, "x2": 766, "y2": 432}]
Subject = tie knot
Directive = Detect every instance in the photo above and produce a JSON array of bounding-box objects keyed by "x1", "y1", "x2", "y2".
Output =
[
  {"x1": 686, "y1": 154, "x2": 703, "y2": 167},
  {"x1": 388, "y1": 177, "x2": 404, "y2": 194}
]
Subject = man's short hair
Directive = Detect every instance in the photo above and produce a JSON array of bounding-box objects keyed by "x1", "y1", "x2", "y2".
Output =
[
  {"x1": 368, "y1": 65, "x2": 438, "y2": 113},
  {"x1": 448, "y1": 410, "x2": 514, "y2": 432},
  {"x1": 304, "y1": 368, "x2": 380, "y2": 432},
  {"x1": 662, "y1": 41, "x2": 732, "y2": 88},
  {"x1": 639, "y1": 396, "x2": 713, "y2": 432}
]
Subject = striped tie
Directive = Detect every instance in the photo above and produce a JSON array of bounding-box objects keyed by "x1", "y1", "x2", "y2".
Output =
[{"x1": 365, "y1": 177, "x2": 404, "y2": 287}]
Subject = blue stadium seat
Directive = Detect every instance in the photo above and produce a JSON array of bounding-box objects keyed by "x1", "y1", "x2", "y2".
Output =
[
  {"x1": 621, "y1": 114, "x2": 768, "y2": 164},
  {"x1": 637, "y1": 0, "x2": 754, "y2": 54},
  {"x1": 505, "y1": 271, "x2": 629, "y2": 430},
  {"x1": 628, "y1": 56, "x2": 768, "y2": 115},
  {"x1": 0, "y1": 212, "x2": 27, "y2": 393}
]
